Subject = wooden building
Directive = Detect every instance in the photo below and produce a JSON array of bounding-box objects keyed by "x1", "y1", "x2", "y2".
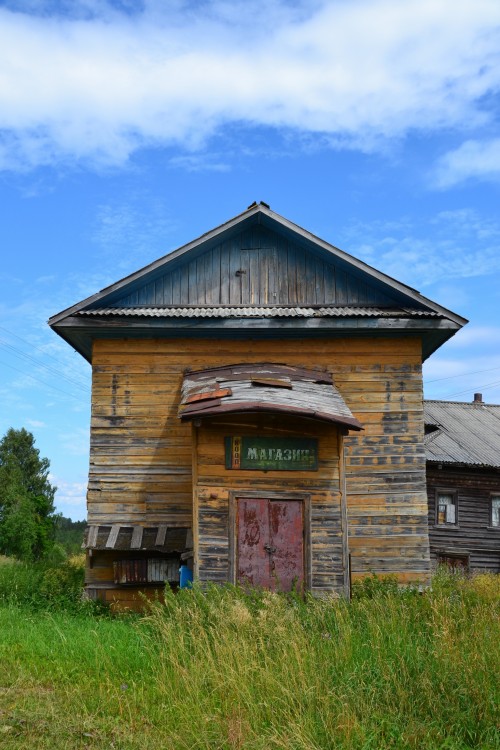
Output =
[
  {"x1": 49, "y1": 202, "x2": 466, "y2": 607},
  {"x1": 425, "y1": 395, "x2": 500, "y2": 572}
]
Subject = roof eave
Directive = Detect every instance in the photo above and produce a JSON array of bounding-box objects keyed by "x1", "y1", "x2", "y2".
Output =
[
  {"x1": 180, "y1": 401, "x2": 363, "y2": 430},
  {"x1": 426, "y1": 459, "x2": 500, "y2": 470},
  {"x1": 48, "y1": 204, "x2": 468, "y2": 329},
  {"x1": 51, "y1": 313, "x2": 461, "y2": 364}
]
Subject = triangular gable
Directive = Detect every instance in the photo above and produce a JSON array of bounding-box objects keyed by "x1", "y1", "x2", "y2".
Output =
[
  {"x1": 111, "y1": 223, "x2": 402, "y2": 309},
  {"x1": 49, "y1": 203, "x2": 466, "y2": 324}
]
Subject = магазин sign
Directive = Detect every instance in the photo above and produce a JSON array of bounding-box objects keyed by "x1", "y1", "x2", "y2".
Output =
[{"x1": 225, "y1": 436, "x2": 318, "y2": 471}]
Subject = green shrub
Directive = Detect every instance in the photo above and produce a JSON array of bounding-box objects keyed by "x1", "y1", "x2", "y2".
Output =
[{"x1": 0, "y1": 554, "x2": 103, "y2": 614}]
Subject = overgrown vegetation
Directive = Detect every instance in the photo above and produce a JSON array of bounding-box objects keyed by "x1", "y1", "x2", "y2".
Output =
[
  {"x1": 55, "y1": 516, "x2": 86, "y2": 555},
  {"x1": 0, "y1": 553, "x2": 93, "y2": 613},
  {"x1": 0, "y1": 427, "x2": 57, "y2": 561},
  {"x1": 0, "y1": 568, "x2": 498, "y2": 749}
]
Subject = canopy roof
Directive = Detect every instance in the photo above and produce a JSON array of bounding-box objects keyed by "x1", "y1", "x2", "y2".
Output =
[
  {"x1": 179, "y1": 363, "x2": 363, "y2": 430},
  {"x1": 83, "y1": 524, "x2": 191, "y2": 552}
]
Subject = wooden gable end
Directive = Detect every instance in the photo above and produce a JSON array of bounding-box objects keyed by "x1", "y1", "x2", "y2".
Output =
[{"x1": 111, "y1": 225, "x2": 401, "y2": 308}]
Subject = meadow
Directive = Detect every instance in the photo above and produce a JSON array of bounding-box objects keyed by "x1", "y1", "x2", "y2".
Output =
[{"x1": 0, "y1": 557, "x2": 498, "y2": 750}]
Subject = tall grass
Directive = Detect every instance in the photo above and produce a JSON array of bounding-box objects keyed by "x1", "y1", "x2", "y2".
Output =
[
  {"x1": 0, "y1": 553, "x2": 96, "y2": 612},
  {"x1": 0, "y1": 570, "x2": 498, "y2": 749},
  {"x1": 143, "y1": 574, "x2": 499, "y2": 749}
]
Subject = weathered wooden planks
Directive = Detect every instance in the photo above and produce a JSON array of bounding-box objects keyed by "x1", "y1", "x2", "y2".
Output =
[
  {"x1": 113, "y1": 226, "x2": 398, "y2": 309},
  {"x1": 427, "y1": 465, "x2": 500, "y2": 572},
  {"x1": 88, "y1": 335, "x2": 430, "y2": 590},
  {"x1": 192, "y1": 417, "x2": 345, "y2": 595}
]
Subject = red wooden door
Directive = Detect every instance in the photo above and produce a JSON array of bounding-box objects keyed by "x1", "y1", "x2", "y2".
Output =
[{"x1": 237, "y1": 498, "x2": 304, "y2": 591}]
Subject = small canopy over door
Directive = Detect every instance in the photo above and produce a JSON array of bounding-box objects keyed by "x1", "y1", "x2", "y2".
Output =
[{"x1": 178, "y1": 363, "x2": 363, "y2": 430}]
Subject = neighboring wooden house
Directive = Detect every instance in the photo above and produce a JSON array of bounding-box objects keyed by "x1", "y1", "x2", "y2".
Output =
[
  {"x1": 49, "y1": 202, "x2": 466, "y2": 608},
  {"x1": 424, "y1": 395, "x2": 500, "y2": 572}
]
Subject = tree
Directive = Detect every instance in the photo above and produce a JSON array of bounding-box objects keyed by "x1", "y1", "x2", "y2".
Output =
[{"x1": 0, "y1": 428, "x2": 57, "y2": 561}]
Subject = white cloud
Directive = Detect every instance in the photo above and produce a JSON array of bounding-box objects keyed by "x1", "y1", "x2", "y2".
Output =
[
  {"x1": 58, "y1": 426, "x2": 90, "y2": 456},
  {"x1": 433, "y1": 138, "x2": 500, "y2": 187},
  {"x1": 443, "y1": 325, "x2": 500, "y2": 348},
  {"x1": 50, "y1": 475, "x2": 87, "y2": 519},
  {"x1": 427, "y1": 332, "x2": 500, "y2": 403},
  {"x1": 26, "y1": 418, "x2": 46, "y2": 428},
  {"x1": 341, "y1": 209, "x2": 500, "y2": 289},
  {"x1": 0, "y1": 0, "x2": 500, "y2": 169},
  {"x1": 169, "y1": 153, "x2": 231, "y2": 173},
  {"x1": 91, "y1": 199, "x2": 178, "y2": 271}
]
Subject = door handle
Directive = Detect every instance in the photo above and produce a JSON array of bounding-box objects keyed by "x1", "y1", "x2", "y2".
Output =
[{"x1": 264, "y1": 544, "x2": 276, "y2": 554}]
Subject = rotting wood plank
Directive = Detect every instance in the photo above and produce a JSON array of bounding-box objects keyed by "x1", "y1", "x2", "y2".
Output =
[
  {"x1": 106, "y1": 525, "x2": 121, "y2": 549},
  {"x1": 87, "y1": 525, "x2": 99, "y2": 548},
  {"x1": 130, "y1": 526, "x2": 143, "y2": 549},
  {"x1": 155, "y1": 524, "x2": 167, "y2": 546}
]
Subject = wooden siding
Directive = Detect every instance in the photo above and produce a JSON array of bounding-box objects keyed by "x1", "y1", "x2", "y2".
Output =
[
  {"x1": 427, "y1": 465, "x2": 500, "y2": 572},
  {"x1": 112, "y1": 226, "x2": 400, "y2": 308},
  {"x1": 89, "y1": 336, "x2": 430, "y2": 589},
  {"x1": 193, "y1": 417, "x2": 344, "y2": 595},
  {"x1": 84, "y1": 549, "x2": 171, "y2": 611}
]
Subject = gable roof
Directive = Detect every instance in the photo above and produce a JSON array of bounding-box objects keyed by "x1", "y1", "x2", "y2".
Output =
[
  {"x1": 49, "y1": 202, "x2": 467, "y2": 362},
  {"x1": 424, "y1": 400, "x2": 500, "y2": 468}
]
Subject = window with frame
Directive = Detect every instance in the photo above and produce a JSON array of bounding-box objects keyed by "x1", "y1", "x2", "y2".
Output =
[
  {"x1": 436, "y1": 491, "x2": 457, "y2": 525},
  {"x1": 491, "y1": 496, "x2": 500, "y2": 528}
]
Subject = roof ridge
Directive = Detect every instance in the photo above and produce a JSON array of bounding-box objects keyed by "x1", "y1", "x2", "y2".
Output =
[{"x1": 425, "y1": 399, "x2": 500, "y2": 407}]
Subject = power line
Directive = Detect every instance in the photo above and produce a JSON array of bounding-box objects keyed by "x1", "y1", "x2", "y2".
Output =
[
  {"x1": 0, "y1": 359, "x2": 89, "y2": 402},
  {"x1": 0, "y1": 339, "x2": 90, "y2": 393},
  {"x1": 426, "y1": 364, "x2": 500, "y2": 384},
  {"x1": 0, "y1": 325, "x2": 89, "y2": 384},
  {"x1": 442, "y1": 379, "x2": 500, "y2": 399}
]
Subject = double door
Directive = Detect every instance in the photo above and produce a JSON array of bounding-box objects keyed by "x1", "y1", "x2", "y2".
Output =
[{"x1": 236, "y1": 497, "x2": 304, "y2": 591}]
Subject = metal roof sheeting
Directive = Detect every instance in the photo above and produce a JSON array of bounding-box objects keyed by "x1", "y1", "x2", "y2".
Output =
[
  {"x1": 78, "y1": 306, "x2": 439, "y2": 319},
  {"x1": 424, "y1": 400, "x2": 500, "y2": 468},
  {"x1": 179, "y1": 363, "x2": 363, "y2": 430}
]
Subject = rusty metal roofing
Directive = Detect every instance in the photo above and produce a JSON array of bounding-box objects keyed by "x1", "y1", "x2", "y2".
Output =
[
  {"x1": 179, "y1": 363, "x2": 363, "y2": 430},
  {"x1": 424, "y1": 400, "x2": 500, "y2": 468},
  {"x1": 83, "y1": 525, "x2": 192, "y2": 552},
  {"x1": 77, "y1": 306, "x2": 439, "y2": 319}
]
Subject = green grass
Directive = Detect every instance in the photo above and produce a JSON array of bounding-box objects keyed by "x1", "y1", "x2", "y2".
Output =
[
  {"x1": 0, "y1": 570, "x2": 498, "y2": 749},
  {"x1": 0, "y1": 554, "x2": 90, "y2": 613}
]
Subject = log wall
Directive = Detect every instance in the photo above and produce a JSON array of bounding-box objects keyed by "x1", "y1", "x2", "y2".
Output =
[
  {"x1": 193, "y1": 417, "x2": 345, "y2": 595},
  {"x1": 88, "y1": 335, "x2": 430, "y2": 596},
  {"x1": 427, "y1": 465, "x2": 500, "y2": 572}
]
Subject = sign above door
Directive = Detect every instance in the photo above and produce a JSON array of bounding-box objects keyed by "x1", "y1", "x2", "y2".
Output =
[{"x1": 225, "y1": 436, "x2": 318, "y2": 471}]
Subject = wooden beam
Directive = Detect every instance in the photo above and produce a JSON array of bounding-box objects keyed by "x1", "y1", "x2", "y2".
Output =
[
  {"x1": 87, "y1": 525, "x2": 99, "y2": 548},
  {"x1": 155, "y1": 525, "x2": 167, "y2": 546},
  {"x1": 106, "y1": 525, "x2": 121, "y2": 549},
  {"x1": 130, "y1": 526, "x2": 143, "y2": 549}
]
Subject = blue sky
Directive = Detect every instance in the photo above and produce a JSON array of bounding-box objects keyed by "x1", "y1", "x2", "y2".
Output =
[{"x1": 1, "y1": 0, "x2": 500, "y2": 520}]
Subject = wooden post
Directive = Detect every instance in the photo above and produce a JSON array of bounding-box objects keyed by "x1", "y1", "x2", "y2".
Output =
[
  {"x1": 192, "y1": 422, "x2": 199, "y2": 581},
  {"x1": 339, "y1": 432, "x2": 351, "y2": 599}
]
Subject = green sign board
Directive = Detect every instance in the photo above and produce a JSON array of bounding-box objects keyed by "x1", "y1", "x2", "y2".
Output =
[{"x1": 225, "y1": 437, "x2": 318, "y2": 471}]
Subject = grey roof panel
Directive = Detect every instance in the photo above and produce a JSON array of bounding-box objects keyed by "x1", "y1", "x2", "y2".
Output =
[
  {"x1": 424, "y1": 400, "x2": 500, "y2": 468},
  {"x1": 77, "y1": 306, "x2": 439, "y2": 319}
]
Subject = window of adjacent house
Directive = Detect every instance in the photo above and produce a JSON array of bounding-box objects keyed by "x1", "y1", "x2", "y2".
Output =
[
  {"x1": 491, "y1": 496, "x2": 500, "y2": 527},
  {"x1": 436, "y1": 491, "x2": 457, "y2": 525}
]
